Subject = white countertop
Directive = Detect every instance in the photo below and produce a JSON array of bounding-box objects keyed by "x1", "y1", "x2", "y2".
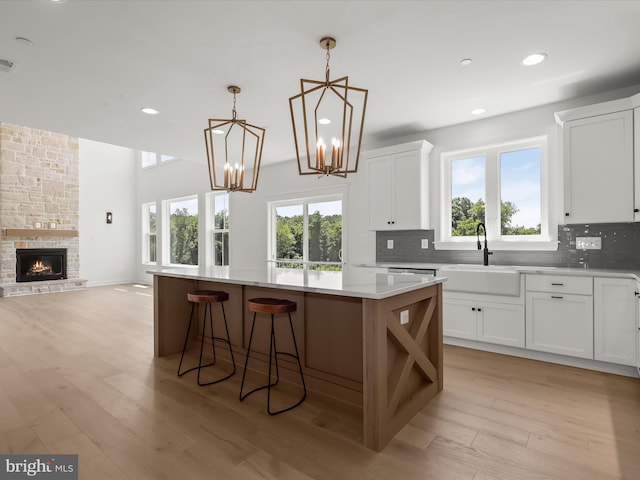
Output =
[
  {"x1": 147, "y1": 265, "x2": 445, "y2": 300},
  {"x1": 360, "y1": 262, "x2": 640, "y2": 280}
]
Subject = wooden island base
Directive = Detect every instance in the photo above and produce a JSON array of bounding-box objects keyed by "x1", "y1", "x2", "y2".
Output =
[{"x1": 153, "y1": 274, "x2": 443, "y2": 451}]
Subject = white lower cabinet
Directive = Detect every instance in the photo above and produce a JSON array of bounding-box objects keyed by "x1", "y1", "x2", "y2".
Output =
[
  {"x1": 525, "y1": 292, "x2": 594, "y2": 358},
  {"x1": 444, "y1": 294, "x2": 525, "y2": 348},
  {"x1": 593, "y1": 277, "x2": 637, "y2": 366},
  {"x1": 525, "y1": 274, "x2": 594, "y2": 359}
]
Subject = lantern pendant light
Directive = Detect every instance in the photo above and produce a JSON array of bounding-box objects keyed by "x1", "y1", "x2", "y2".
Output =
[
  {"x1": 289, "y1": 37, "x2": 368, "y2": 178},
  {"x1": 204, "y1": 86, "x2": 265, "y2": 192}
]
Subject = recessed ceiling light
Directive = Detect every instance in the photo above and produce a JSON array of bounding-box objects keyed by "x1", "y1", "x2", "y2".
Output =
[
  {"x1": 212, "y1": 129, "x2": 225, "y2": 135},
  {"x1": 141, "y1": 107, "x2": 159, "y2": 115},
  {"x1": 318, "y1": 118, "x2": 331, "y2": 125},
  {"x1": 460, "y1": 58, "x2": 472, "y2": 66},
  {"x1": 471, "y1": 108, "x2": 486, "y2": 115},
  {"x1": 521, "y1": 53, "x2": 547, "y2": 66}
]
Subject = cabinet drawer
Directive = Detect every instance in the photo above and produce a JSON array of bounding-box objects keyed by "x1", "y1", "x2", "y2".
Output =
[{"x1": 525, "y1": 274, "x2": 592, "y2": 295}]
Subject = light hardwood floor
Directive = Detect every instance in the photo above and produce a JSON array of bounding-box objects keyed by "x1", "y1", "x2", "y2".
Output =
[{"x1": 0, "y1": 284, "x2": 639, "y2": 479}]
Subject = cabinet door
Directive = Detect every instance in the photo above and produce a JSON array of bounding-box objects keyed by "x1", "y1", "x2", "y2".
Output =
[
  {"x1": 478, "y1": 303, "x2": 525, "y2": 348},
  {"x1": 368, "y1": 155, "x2": 394, "y2": 230},
  {"x1": 443, "y1": 298, "x2": 477, "y2": 340},
  {"x1": 594, "y1": 277, "x2": 637, "y2": 366},
  {"x1": 563, "y1": 110, "x2": 633, "y2": 223},
  {"x1": 526, "y1": 292, "x2": 594, "y2": 359},
  {"x1": 392, "y1": 150, "x2": 426, "y2": 229}
]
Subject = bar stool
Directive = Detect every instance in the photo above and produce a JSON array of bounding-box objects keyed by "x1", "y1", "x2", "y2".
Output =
[
  {"x1": 239, "y1": 298, "x2": 306, "y2": 415},
  {"x1": 177, "y1": 290, "x2": 236, "y2": 386}
]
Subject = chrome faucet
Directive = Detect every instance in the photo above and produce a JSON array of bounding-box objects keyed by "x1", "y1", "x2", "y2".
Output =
[{"x1": 476, "y1": 222, "x2": 493, "y2": 266}]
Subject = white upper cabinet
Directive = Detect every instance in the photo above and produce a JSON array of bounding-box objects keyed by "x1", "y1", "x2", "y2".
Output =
[
  {"x1": 366, "y1": 140, "x2": 433, "y2": 230},
  {"x1": 556, "y1": 94, "x2": 640, "y2": 223},
  {"x1": 562, "y1": 110, "x2": 633, "y2": 223}
]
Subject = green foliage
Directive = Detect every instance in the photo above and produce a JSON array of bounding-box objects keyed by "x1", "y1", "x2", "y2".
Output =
[
  {"x1": 276, "y1": 210, "x2": 342, "y2": 266},
  {"x1": 214, "y1": 209, "x2": 229, "y2": 266},
  {"x1": 452, "y1": 197, "x2": 540, "y2": 236},
  {"x1": 170, "y1": 208, "x2": 198, "y2": 265}
]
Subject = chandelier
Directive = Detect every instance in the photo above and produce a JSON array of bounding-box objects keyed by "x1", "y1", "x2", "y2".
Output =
[
  {"x1": 204, "y1": 86, "x2": 265, "y2": 192},
  {"x1": 289, "y1": 37, "x2": 368, "y2": 178}
]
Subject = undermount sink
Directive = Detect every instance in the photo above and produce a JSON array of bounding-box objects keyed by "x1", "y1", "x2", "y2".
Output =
[{"x1": 439, "y1": 264, "x2": 521, "y2": 296}]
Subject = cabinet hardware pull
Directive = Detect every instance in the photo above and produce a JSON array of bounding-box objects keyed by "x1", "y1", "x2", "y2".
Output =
[
  {"x1": 477, "y1": 308, "x2": 482, "y2": 312},
  {"x1": 551, "y1": 295, "x2": 563, "y2": 299},
  {"x1": 565, "y1": 212, "x2": 570, "y2": 216},
  {"x1": 635, "y1": 208, "x2": 639, "y2": 213},
  {"x1": 471, "y1": 307, "x2": 476, "y2": 311},
  {"x1": 551, "y1": 283, "x2": 564, "y2": 286}
]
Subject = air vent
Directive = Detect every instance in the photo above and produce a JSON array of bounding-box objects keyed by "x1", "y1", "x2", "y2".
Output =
[{"x1": 0, "y1": 58, "x2": 16, "y2": 73}]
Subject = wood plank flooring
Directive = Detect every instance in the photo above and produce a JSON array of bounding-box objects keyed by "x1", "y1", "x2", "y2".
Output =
[{"x1": 0, "y1": 284, "x2": 639, "y2": 479}]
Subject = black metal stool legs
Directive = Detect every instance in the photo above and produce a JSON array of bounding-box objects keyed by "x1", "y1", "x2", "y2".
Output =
[
  {"x1": 178, "y1": 301, "x2": 236, "y2": 386},
  {"x1": 239, "y1": 312, "x2": 307, "y2": 415}
]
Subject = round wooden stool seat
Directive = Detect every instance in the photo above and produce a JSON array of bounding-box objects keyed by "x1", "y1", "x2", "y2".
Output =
[
  {"x1": 247, "y1": 298, "x2": 297, "y2": 315},
  {"x1": 187, "y1": 290, "x2": 229, "y2": 304}
]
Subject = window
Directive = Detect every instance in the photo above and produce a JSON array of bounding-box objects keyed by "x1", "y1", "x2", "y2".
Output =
[
  {"x1": 441, "y1": 136, "x2": 551, "y2": 249},
  {"x1": 270, "y1": 195, "x2": 343, "y2": 271},
  {"x1": 210, "y1": 193, "x2": 229, "y2": 266},
  {"x1": 141, "y1": 151, "x2": 158, "y2": 168},
  {"x1": 142, "y1": 202, "x2": 157, "y2": 264},
  {"x1": 141, "y1": 151, "x2": 176, "y2": 168},
  {"x1": 164, "y1": 196, "x2": 198, "y2": 266}
]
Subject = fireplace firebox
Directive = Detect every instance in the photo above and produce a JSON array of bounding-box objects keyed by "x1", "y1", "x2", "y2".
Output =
[{"x1": 16, "y1": 248, "x2": 67, "y2": 282}]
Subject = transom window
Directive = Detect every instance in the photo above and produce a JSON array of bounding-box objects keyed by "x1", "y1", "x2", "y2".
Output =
[
  {"x1": 141, "y1": 151, "x2": 176, "y2": 168},
  {"x1": 270, "y1": 195, "x2": 343, "y2": 271},
  {"x1": 441, "y1": 136, "x2": 551, "y2": 249}
]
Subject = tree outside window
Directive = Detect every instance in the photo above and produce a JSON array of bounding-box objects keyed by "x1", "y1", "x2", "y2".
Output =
[
  {"x1": 444, "y1": 137, "x2": 547, "y2": 244},
  {"x1": 274, "y1": 198, "x2": 342, "y2": 271},
  {"x1": 142, "y1": 202, "x2": 157, "y2": 264},
  {"x1": 166, "y1": 197, "x2": 198, "y2": 266}
]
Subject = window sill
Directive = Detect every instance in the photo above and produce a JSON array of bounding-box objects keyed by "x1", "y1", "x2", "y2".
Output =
[{"x1": 434, "y1": 240, "x2": 559, "y2": 251}]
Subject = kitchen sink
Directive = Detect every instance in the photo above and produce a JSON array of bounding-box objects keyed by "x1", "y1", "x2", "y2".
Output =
[{"x1": 439, "y1": 264, "x2": 521, "y2": 296}]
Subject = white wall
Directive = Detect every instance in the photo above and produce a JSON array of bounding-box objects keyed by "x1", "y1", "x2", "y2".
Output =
[
  {"x1": 79, "y1": 138, "x2": 137, "y2": 286},
  {"x1": 132, "y1": 83, "x2": 640, "y2": 284}
]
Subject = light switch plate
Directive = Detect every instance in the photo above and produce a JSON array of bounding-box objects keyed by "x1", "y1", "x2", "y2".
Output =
[
  {"x1": 387, "y1": 239, "x2": 394, "y2": 249},
  {"x1": 576, "y1": 236, "x2": 602, "y2": 250},
  {"x1": 421, "y1": 238, "x2": 429, "y2": 249}
]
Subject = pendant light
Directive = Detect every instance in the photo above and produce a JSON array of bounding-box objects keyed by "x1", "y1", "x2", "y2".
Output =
[
  {"x1": 204, "y1": 86, "x2": 265, "y2": 192},
  {"x1": 289, "y1": 37, "x2": 368, "y2": 178}
]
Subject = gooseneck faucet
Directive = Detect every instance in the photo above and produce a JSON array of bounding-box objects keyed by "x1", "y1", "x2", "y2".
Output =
[{"x1": 476, "y1": 222, "x2": 493, "y2": 266}]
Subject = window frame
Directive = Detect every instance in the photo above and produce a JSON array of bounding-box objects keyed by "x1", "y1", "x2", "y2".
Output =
[
  {"x1": 141, "y1": 201, "x2": 157, "y2": 265},
  {"x1": 439, "y1": 135, "x2": 555, "y2": 251},
  {"x1": 162, "y1": 194, "x2": 199, "y2": 267},
  {"x1": 267, "y1": 190, "x2": 346, "y2": 270},
  {"x1": 206, "y1": 192, "x2": 230, "y2": 267}
]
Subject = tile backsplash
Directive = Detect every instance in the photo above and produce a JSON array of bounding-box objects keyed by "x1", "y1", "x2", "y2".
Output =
[{"x1": 376, "y1": 223, "x2": 640, "y2": 270}]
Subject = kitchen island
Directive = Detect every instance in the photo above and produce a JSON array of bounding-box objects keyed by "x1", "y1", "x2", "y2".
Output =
[{"x1": 150, "y1": 265, "x2": 445, "y2": 451}]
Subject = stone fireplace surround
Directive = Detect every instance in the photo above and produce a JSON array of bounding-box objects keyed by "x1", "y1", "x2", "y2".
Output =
[{"x1": 0, "y1": 123, "x2": 86, "y2": 296}]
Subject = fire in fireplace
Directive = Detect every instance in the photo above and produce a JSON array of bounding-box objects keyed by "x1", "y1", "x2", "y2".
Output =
[{"x1": 16, "y1": 248, "x2": 67, "y2": 282}]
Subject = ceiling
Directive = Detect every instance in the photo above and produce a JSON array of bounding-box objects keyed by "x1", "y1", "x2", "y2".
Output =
[{"x1": 2, "y1": 0, "x2": 640, "y2": 166}]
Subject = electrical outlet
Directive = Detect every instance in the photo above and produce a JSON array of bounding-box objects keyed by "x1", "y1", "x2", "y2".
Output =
[
  {"x1": 421, "y1": 238, "x2": 429, "y2": 249},
  {"x1": 35, "y1": 222, "x2": 42, "y2": 229},
  {"x1": 576, "y1": 236, "x2": 602, "y2": 250},
  {"x1": 387, "y1": 239, "x2": 394, "y2": 249},
  {"x1": 400, "y1": 310, "x2": 409, "y2": 325}
]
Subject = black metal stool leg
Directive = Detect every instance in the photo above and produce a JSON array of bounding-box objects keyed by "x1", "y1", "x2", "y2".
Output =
[
  {"x1": 198, "y1": 302, "x2": 236, "y2": 386},
  {"x1": 177, "y1": 303, "x2": 197, "y2": 377},
  {"x1": 239, "y1": 312, "x2": 257, "y2": 401},
  {"x1": 267, "y1": 312, "x2": 307, "y2": 415}
]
